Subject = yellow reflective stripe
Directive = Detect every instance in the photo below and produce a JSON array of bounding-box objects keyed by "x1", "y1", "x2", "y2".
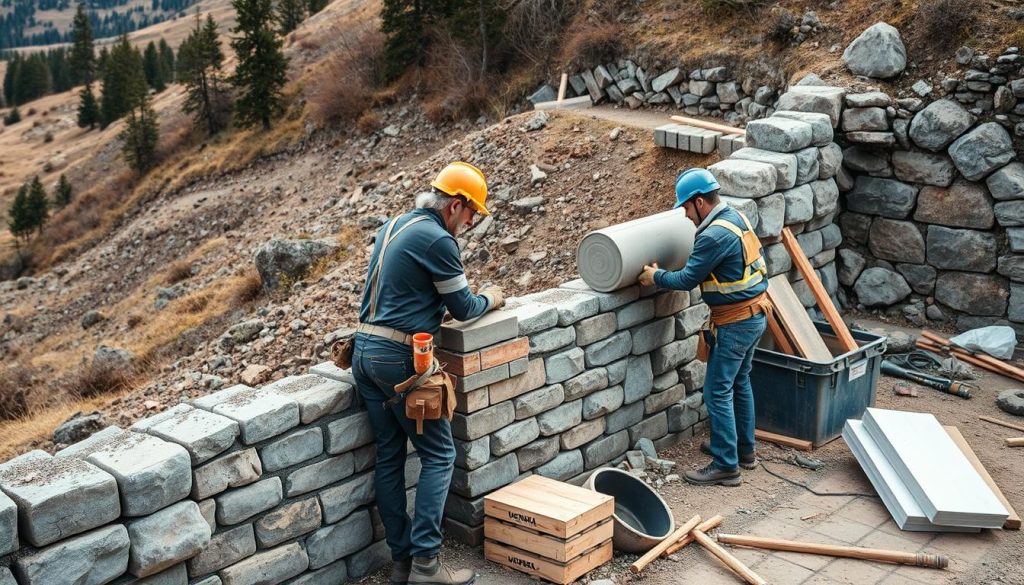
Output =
[{"x1": 701, "y1": 211, "x2": 767, "y2": 295}]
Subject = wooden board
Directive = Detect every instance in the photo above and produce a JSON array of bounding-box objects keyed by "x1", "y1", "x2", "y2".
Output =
[
  {"x1": 944, "y1": 425, "x2": 1021, "y2": 530},
  {"x1": 485, "y1": 539, "x2": 612, "y2": 585},
  {"x1": 484, "y1": 517, "x2": 613, "y2": 562},
  {"x1": 484, "y1": 475, "x2": 614, "y2": 539},
  {"x1": 765, "y1": 275, "x2": 833, "y2": 363},
  {"x1": 781, "y1": 227, "x2": 858, "y2": 354},
  {"x1": 755, "y1": 429, "x2": 813, "y2": 451},
  {"x1": 765, "y1": 312, "x2": 796, "y2": 355}
]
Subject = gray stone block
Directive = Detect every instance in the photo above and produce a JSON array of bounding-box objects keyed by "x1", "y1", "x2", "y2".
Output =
[
  {"x1": 745, "y1": 117, "x2": 814, "y2": 152},
  {"x1": 191, "y1": 575, "x2": 221, "y2": 585},
  {"x1": 198, "y1": 499, "x2": 216, "y2": 533},
  {"x1": 260, "y1": 427, "x2": 324, "y2": 472},
  {"x1": 896, "y1": 263, "x2": 937, "y2": 295},
  {"x1": 583, "y1": 331, "x2": 631, "y2": 367},
  {"x1": 776, "y1": 86, "x2": 847, "y2": 127},
  {"x1": 891, "y1": 151, "x2": 956, "y2": 187},
  {"x1": 988, "y1": 162, "x2": 1024, "y2": 201},
  {"x1": 216, "y1": 477, "x2": 282, "y2": 526},
  {"x1": 605, "y1": 401, "x2": 645, "y2": 435},
  {"x1": 846, "y1": 176, "x2": 918, "y2": 219},
  {"x1": 653, "y1": 290, "x2": 691, "y2": 318},
  {"x1": 444, "y1": 493, "x2": 484, "y2": 526},
  {"x1": 454, "y1": 436, "x2": 491, "y2": 470},
  {"x1": 516, "y1": 436, "x2": 560, "y2": 472},
  {"x1": 521, "y1": 289, "x2": 600, "y2": 326},
  {"x1": 854, "y1": 267, "x2": 912, "y2": 307},
  {"x1": 255, "y1": 496, "x2": 322, "y2": 548},
  {"x1": 453, "y1": 362, "x2": 510, "y2": 393},
  {"x1": 782, "y1": 184, "x2": 814, "y2": 224},
  {"x1": 820, "y1": 224, "x2": 843, "y2": 251},
  {"x1": 560, "y1": 280, "x2": 639, "y2": 311},
  {"x1": 582, "y1": 431, "x2": 629, "y2": 470},
  {"x1": 764, "y1": 242, "x2": 791, "y2": 276},
  {"x1": 501, "y1": 300, "x2": 559, "y2": 336},
  {"x1": 528, "y1": 327, "x2": 575, "y2": 354},
  {"x1": 654, "y1": 370, "x2": 679, "y2": 392},
  {"x1": 285, "y1": 453, "x2": 354, "y2": 497},
  {"x1": 13, "y1": 524, "x2": 129, "y2": 585},
  {"x1": 563, "y1": 368, "x2": 609, "y2": 401},
  {"x1": 536, "y1": 450, "x2": 584, "y2": 482},
  {"x1": 353, "y1": 444, "x2": 376, "y2": 473},
  {"x1": 439, "y1": 311, "x2": 518, "y2": 352},
  {"x1": 644, "y1": 384, "x2": 686, "y2": 416},
  {"x1": 755, "y1": 193, "x2": 785, "y2": 238},
  {"x1": 998, "y1": 256, "x2": 1024, "y2": 282},
  {"x1": 583, "y1": 385, "x2": 624, "y2": 420},
  {"x1": 707, "y1": 159, "x2": 778, "y2": 197},
  {"x1": 573, "y1": 313, "x2": 618, "y2": 347},
  {"x1": 263, "y1": 374, "x2": 353, "y2": 424},
  {"x1": 452, "y1": 401, "x2": 515, "y2": 441},
  {"x1": 491, "y1": 418, "x2": 540, "y2": 456},
  {"x1": 630, "y1": 317, "x2": 674, "y2": 355},
  {"x1": 192, "y1": 384, "x2": 300, "y2": 445},
  {"x1": 127, "y1": 501, "x2": 210, "y2": 577},
  {"x1": 0, "y1": 568, "x2": 14, "y2": 585},
  {"x1": 668, "y1": 402, "x2": 701, "y2": 433},
  {"x1": 347, "y1": 540, "x2": 389, "y2": 579},
  {"x1": 537, "y1": 400, "x2": 582, "y2": 436},
  {"x1": 56, "y1": 428, "x2": 191, "y2": 517},
  {"x1": 0, "y1": 491, "x2": 15, "y2": 555},
  {"x1": 219, "y1": 542, "x2": 308, "y2": 585},
  {"x1": 325, "y1": 410, "x2": 374, "y2": 455},
  {"x1": 949, "y1": 122, "x2": 1016, "y2": 181},
  {"x1": 772, "y1": 110, "x2": 834, "y2": 145},
  {"x1": 915, "y1": 180, "x2": 995, "y2": 229},
  {"x1": 0, "y1": 451, "x2": 119, "y2": 547},
  {"x1": 909, "y1": 98, "x2": 975, "y2": 151},
  {"x1": 996, "y1": 201, "x2": 1024, "y2": 227},
  {"x1": 544, "y1": 347, "x2": 586, "y2": 384},
  {"x1": 121, "y1": 563, "x2": 188, "y2": 584},
  {"x1": 615, "y1": 300, "x2": 654, "y2": 330},
  {"x1": 561, "y1": 419, "x2": 606, "y2": 450},
  {"x1": 192, "y1": 447, "x2": 262, "y2": 500},
  {"x1": 308, "y1": 361, "x2": 357, "y2": 386},
  {"x1": 488, "y1": 359, "x2": 546, "y2": 403},
  {"x1": 842, "y1": 107, "x2": 888, "y2": 132},
  {"x1": 288, "y1": 558, "x2": 348, "y2": 585},
  {"x1": 132, "y1": 404, "x2": 239, "y2": 465},
  {"x1": 675, "y1": 304, "x2": 710, "y2": 339},
  {"x1": 186, "y1": 523, "x2": 255, "y2": 577},
  {"x1": 927, "y1": 227, "x2": 997, "y2": 272},
  {"x1": 306, "y1": 510, "x2": 372, "y2": 570},
  {"x1": 513, "y1": 384, "x2": 564, "y2": 420},
  {"x1": 794, "y1": 146, "x2": 820, "y2": 186},
  {"x1": 797, "y1": 229, "x2": 824, "y2": 258},
  {"x1": 606, "y1": 359, "x2": 628, "y2": 386},
  {"x1": 651, "y1": 338, "x2": 698, "y2": 375},
  {"x1": 628, "y1": 412, "x2": 669, "y2": 445},
  {"x1": 443, "y1": 517, "x2": 483, "y2": 547},
  {"x1": 623, "y1": 354, "x2": 654, "y2": 404},
  {"x1": 451, "y1": 453, "x2": 518, "y2": 498},
  {"x1": 817, "y1": 143, "x2": 843, "y2": 180}
]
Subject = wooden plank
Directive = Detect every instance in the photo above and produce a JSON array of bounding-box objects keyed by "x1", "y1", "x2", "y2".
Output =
[
  {"x1": 557, "y1": 73, "x2": 568, "y2": 102},
  {"x1": 765, "y1": 312, "x2": 796, "y2": 355},
  {"x1": 765, "y1": 275, "x2": 832, "y2": 363},
  {"x1": 755, "y1": 429, "x2": 813, "y2": 451},
  {"x1": 484, "y1": 517, "x2": 613, "y2": 562},
  {"x1": 979, "y1": 415, "x2": 1024, "y2": 435},
  {"x1": 1008, "y1": 438, "x2": 1024, "y2": 447},
  {"x1": 669, "y1": 114, "x2": 745, "y2": 135},
  {"x1": 944, "y1": 425, "x2": 1021, "y2": 530},
  {"x1": 484, "y1": 539, "x2": 612, "y2": 584},
  {"x1": 921, "y1": 330, "x2": 1024, "y2": 382},
  {"x1": 781, "y1": 227, "x2": 858, "y2": 353},
  {"x1": 484, "y1": 475, "x2": 614, "y2": 539}
]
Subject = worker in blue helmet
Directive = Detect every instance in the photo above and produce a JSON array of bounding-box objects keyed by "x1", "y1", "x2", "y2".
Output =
[{"x1": 638, "y1": 168, "x2": 771, "y2": 487}]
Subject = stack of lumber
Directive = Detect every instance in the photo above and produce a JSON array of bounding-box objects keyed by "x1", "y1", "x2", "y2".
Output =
[
  {"x1": 483, "y1": 475, "x2": 614, "y2": 584},
  {"x1": 844, "y1": 408, "x2": 1012, "y2": 531}
]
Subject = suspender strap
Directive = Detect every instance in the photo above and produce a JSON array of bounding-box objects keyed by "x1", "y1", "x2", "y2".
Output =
[{"x1": 366, "y1": 216, "x2": 429, "y2": 321}]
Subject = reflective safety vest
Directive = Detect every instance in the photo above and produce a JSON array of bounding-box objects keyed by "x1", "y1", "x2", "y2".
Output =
[{"x1": 700, "y1": 212, "x2": 768, "y2": 295}]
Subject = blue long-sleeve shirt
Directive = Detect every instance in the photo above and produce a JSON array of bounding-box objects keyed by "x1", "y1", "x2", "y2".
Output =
[
  {"x1": 653, "y1": 205, "x2": 768, "y2": 306},
  {"x1": 358, "y1": 208, "x2": 490, "y2": 337}
]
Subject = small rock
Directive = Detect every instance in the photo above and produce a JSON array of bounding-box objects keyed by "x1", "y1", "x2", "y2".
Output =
[
  {"x1": 626, "y1": 450, "x2": 646, "y2": 471},
  {"x1": 635, "y1": 438, "x2": 657, "y2": 459},
  {"x1": 382, "y1": 125, "x2": 400, "y2": 137},
  {"x1": 911, "y1": 80, "x2": 932, "y2": 97},
  {"x1": 53, "y1": 411, "x2": 105, "y2": 445},
  {"x1": 81, "y1": 310, "x2": 105, "y2": 330},
  {"x1": 609, "y1": 127, "x2": 622, "y2": 141},
  {"x1": 524, "y1": 111, "x2": 549, "y2": 132},
  {"x1": 241, "y1": 364, "x2": 272, "y2": 386},
  {"x1": 529, "y1": 165, "x2": 547, "y2": 185}
]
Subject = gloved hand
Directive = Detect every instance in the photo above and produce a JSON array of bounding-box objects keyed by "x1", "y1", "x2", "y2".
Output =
[
  {"x1": 481, "y1": 286, "x2": 505, "y2": 311},
  {"x1": 638, "y1": 263, "x2": 660, "y2": 287}
]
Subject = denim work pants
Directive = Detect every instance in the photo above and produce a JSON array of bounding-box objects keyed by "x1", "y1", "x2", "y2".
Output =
[
  {"x1": 704, "y1": 312, "x2": 767, "y2": 471},
  {"x1": 351, "y1": 333, "x2": 456, "y2": 561}
]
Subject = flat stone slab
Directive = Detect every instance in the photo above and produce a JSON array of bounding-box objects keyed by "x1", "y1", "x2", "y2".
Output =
[
  {"x1": 57, "y1": 428, "x2": 192, "y2": 517},
  {"x1": 186, "y1": 523, "x2": 255, "y2": 577},
  {"x1": 219, "y1": 542, "x2": 308, "y2": 585},
  {"x1": 216, "y1": 477, "x2": 282, "y2": 525},
  {"x1": 308, "y1": 361, "x2": 357, "y2": 386},
  {"x1": 192, "y1": 447, "x2": 263, "y2": 500},
  {"x1": 775, "y1": 86, "x2": 847, "y2": 127},
  {"x1": 729, "y1": 147, "x2": 798, "y2": 190},
  {"x1": 0, "y1": 450, "x2": 120, "y2": 547},
  {"x1": 126, "y1": 500, "x2": 211, "y2": 577},
  {"x1": 263, "y1": 374, "x2": 353, "y2": 424},
  {"x1": 259, "y1": 427, "x2": 324, "y2": 472},
  {"x1": 192, "y1": 384, "x2": 300, "y2": 445},
  {"x1": 0, "y1": 490, "x2": 16, "y2": 555},
  {"x1": 132, "y1": 404, "x2": 239, "y2": 465},
  {"x1": 744, "y1": 117, "x2": 814, "y2": 153},
  {"x1": 254, "y1": 496, "x2": 322, "y2": 548},
  {"x1": 13, "y1": 524, "x2": 130, "y2": 585},
  {"x1": 708, "y1": 159, "x2": 778, "y2": 198},
  {"x1": 439, "y1": 311, "x2": 519, "y2": 352},
  {"x1": 319, "y1": 471, "x2": 375, "y2": 524},
  {"x1": 305, "y1": 509, "x2": 373, "y2": 570},
  {"x1": 519, "y1": 288, "x2": 601, "y2": 326}
]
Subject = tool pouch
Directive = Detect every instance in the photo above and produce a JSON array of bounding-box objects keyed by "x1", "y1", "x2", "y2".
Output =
[
  {"x1": 389, "y1": 359, "x2": 455, "y2": 435},
  {"x1": 330, "y1": 335, "x2": 355, "y2": 370},
  {"x1": 697, "y1": 328, "x2": 712, "y2": 362}
]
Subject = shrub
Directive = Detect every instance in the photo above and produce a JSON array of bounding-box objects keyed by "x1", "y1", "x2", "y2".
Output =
[
  {"x1": 356, "y1": 110, "x2": 381, "y2": 133},
  {"x1": 767, "y1": 10, "x2": 799, "y2": 47},
  {"x1": 559, "y1": 21, "x2": 622, "y2": 70},
  {"x1": 3, "y1": 107, "x2": 20, "y2": 125},
  {"x1": 164, "y1": 259, "x2": 193, "y2": 285},
  {"x1": 307, "y1": 22, "x2": 384, "y2": 126},
  {"x1": 0, "y1": 366, "x2": 31, "y2": 420},
  {"x1": 231, "y1": 269, "x2": 264, "y2": 306},
  {"x1": 914, "y1": 0, "x2": 976, "y2": 49},
  {"x1": 701, "y1": 0, "x2": 770, "y2": 15},
  {"x1": 43, "y1": 131, "x2": 54, "y2": 143}
]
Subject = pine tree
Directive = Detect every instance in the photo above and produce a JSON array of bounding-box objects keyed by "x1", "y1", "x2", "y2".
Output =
[
  {"x1": 97, "y1": 46, "x2": 110, "y2": 76},
  {"x1": 119, "y1": 90, "x2": 159, "y2": 171},
  {"x1": 178, "y1": 13, "x2": 229, "y2": 134},
  {"x1": 4, "y1": 107, "x2": 21, "y2": 125},
  {"x1": 143, "y1": 41, "x2": 166, "y2": 91},
  {"x1": 56, "y1": 173, "x2": 73, "y2": 206},
  {"x1": 158, "y1": 39, "x2": 175, "y2": 84},
  {"x1": 2, "y1": 55, "x2": 18, "y2": 105},
  {"x1": 6, "y1": 184, "x2": 33, "y2": 245},
  {"x1": 69, "y1": 3, "x2": 95, "y2": 86},
  {"x1": 25, "y1": 176, "x2": 49, "y2": 235},
  {"x1": 100, "y1": 34, "x2": 147, "y2": 128},
  {"x1": 380, "y1": 0, "x2": 460, "y2": 81},
  {"x1": 230, "y1": 0, "x2": 288, "y2": 130},
  {"x1": 77, "y1": 83, "x2": 100, "y2": 128},
  {"x1": 307, "y1": 0, "x2": 327, "y2": 15},
  {"x1": 275, "y1": 0, "x2": 306, "y2": 35}
]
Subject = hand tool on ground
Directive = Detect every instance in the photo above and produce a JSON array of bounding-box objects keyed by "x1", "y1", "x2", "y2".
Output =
[
  {"x1": 629, "y1": 514, "x2": 701, "y2": 574},
  {"x1": 880, "y1": 359, "x2": 972, "y2": 399},
  {"x1": 662, "y1": 515, "x2": 723, "y2": 556},
  {"x1": 920, "y1": 331, "x2": 1024, "y2": 382},
  {"x1": 716, "y1": 533, "x2": 949, "y2": 569},
  {"x1": 692, "y1": 528, "x2": 768, "y2": 585},
  {"x1": 979, "y1": 415, "x2": 1024, "y2": 434}
]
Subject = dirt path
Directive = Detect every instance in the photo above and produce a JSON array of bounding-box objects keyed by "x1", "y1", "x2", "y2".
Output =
[{"x1": 572, "y1": 104, "x2": 685, "y2": 131}]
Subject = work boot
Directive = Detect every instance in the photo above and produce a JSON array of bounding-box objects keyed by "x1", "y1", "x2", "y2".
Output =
[
  {"x1": 408, "y1": 556, "x2": 476, "y2": 585},
  {"x1": 685, "y1": 462, "x2": 742, "y2": 487},
  {"x1": 700, "y1": 439, "x2": 758, "y2": 470},
  {"x1": 390, "y1": 558, "x2": 412, "y2": 584}
]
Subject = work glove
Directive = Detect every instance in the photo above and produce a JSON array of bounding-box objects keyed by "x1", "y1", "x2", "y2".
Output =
[{"x1": 481, "y1": 286, "x2": 505, "y2": 311}]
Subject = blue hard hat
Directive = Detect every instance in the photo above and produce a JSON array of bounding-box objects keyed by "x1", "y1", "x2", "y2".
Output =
[{"x1": 674, "y1": 168, "x2": 720, "y2": 208}]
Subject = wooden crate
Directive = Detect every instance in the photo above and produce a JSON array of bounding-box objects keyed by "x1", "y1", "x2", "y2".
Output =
[
  {"x1": 484, "y1": 539, "x2": 613, "y2": 585},
  {"x1": 483, "y1": 475, "x2": 614, "y2": 539},
  {"x1": 484, "y1": 517, "x2": 613, "y2": 562}
]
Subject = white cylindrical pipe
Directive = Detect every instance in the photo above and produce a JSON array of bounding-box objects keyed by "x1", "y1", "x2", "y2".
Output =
[{"x1": 577, "y1": 209, "x2": 696, "y2": 292}]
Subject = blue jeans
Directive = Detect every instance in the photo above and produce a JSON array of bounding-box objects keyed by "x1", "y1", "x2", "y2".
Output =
[
  {"x1": 352, "y1": 333, "x2": 456, "y2": 561},
  {"x1": 704, "y1": 312, "x2": 766, "y2": 471}
]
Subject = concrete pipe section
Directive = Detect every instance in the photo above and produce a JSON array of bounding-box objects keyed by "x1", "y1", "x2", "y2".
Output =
[
  {"x1": 585, "y1": 467, "x2": 675, "y2": 553},
  {"x1": 577, "y1": 209, "x2": 696, "y2": 292}
]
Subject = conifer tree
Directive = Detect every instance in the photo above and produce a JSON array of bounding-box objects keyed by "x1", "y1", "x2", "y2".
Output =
[
  {"x1": 6, "y1": 184, "x2": 33, "y2": 245},
  {"x1": 276, "y1": 0, "x2": 306, "y2": 35},
  {"x1": 178, "y1": 13, "x2": 229, "y2": 134},
  {"x1": 100, "y1": 34, "x2": 147, "y2": 128},
  {"x1": 119, "y1": 86, "x2": 159, "y2": 171},
  {"x1": 69, "y1": 3, "x2": 96, "y2": 86},
  {"x1": 230, "y1": 0, "x2": 288, "y2": 130},
  {"x1": 56, "y1": 174, "x2": 73, "y2": 207},
  {"x1": 143, "y1": 41, "x2": 166, "y2": 91},
  {"x1": 77, "y1": 83, "x2": 100, "y2": 128},
  {"x1": 158, "y1": 39, "x2": 175, "y2": 84},
  {"x1": 25, "y1": 176, "x2": 49, "y2": 235}
]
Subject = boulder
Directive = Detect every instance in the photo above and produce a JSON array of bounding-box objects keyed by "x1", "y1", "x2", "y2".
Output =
[
  {"x1": 935, "y1": 272, "x2": 1009, "y2": 316},
  {"x1": 891, "y1": 151, "x2": 956, "y2": 187},
  {"x1": 987, "y1": 162, "x2": 1024, "y2": 201},
  {"x1": 868, "y1": 219, "x2": 925, "y2": 264},
  {"x1": 817, "y1": 143, "x2": 843, "y2": 179},
  {"x1": 93, "y1": 345, "x2": 136, "y2": 371},
  {"x1": 651, "y1": 68, "x2": 684, "y2": 93},
  {"x1": 771, "y1": 111, "x2": 834, "y2": 146},
  {"x1": 80, "y1": 310, "x2": 105, "y2": 330},
  {"x1": 527, "y1": 85, "x2": 556, "y2": 105},
  {"x1": 775, "y1": 86, "x2": 847, "y2": 127},
  {"x1": 854, "y1": 267, "x2": 911, "y2": 307},
  {"x1": 837, "y1": 248, "x2": 867, "y2": 286},
  {"x1": 948, "y1": 122, "x2": 1016, "y2": 181},
  {"x1": 53, "y1": 411, "x2": 105, "y2": 446},
  {"x1": 842, "y1": 147, "x2": 889, "y2": 174},
  {"x1": 842, "y1": 107, "x2": 889, "y2": 132},
  {"x1": 744, "y1": 118, "x2": 814, "y2": 153},
  {"x1": 728, "y1": 148, "x2": 797, "y2": 190},
  {"x1": 926, "y1": 227, "x2": 997, "y2": 272},
  {"x1": 896, "y1": 263, "x2": 937, "y2": 295},
  {"x1": 254, "y1": 239, "x2": 340, "y2": 290},
  {"x1": 908, "y1": 99, "x2": 975, "y2": 151},
  {"x1": 840, "y1": 212, "x2": 872, "y2": 244},
  {"x1": 707, "y1": 159, "x2": 778, "y2": 198},
  {"x1": 914, "y1": 180, "x2": 994, "y2": 229},
  {"x1": 846, "y1": 176, "x2": 918, "y2": 219},
  {"x1": 842, "y1": 22, "x2": 907, "y2": 79}
]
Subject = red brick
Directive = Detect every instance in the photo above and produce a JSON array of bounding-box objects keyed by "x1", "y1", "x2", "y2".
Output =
[
  {"x1": 437, "y1": 349, "x2": 481, "y2": 377},
  {"x1": 488, "y1": 359, "x2": 546, "y2": 403},
  {"x1": 478, "y1": 337, "x2": 529, "y2": 370}
]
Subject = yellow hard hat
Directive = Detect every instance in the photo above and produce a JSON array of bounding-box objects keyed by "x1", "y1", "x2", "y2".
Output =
[{"x1": 431, "y1": 161, "x2": 490, "y2": 216}]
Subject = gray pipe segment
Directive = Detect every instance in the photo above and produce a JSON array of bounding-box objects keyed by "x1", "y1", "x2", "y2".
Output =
[{"x1": 576, "y1": 208, "x2": 696, "y2": 292}]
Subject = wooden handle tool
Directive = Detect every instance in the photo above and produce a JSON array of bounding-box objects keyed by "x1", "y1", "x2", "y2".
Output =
[
  {"x1": 717, "y1": 533, "x2": 948, "y2": 569},
  {"x1": 630, "y1": 514, "x2": 701, "y2": 574}
]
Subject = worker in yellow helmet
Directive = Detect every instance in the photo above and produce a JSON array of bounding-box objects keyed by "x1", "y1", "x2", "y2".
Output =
[{"x1": 353, "y1": 162, "x2": 501, "y2": 585}]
